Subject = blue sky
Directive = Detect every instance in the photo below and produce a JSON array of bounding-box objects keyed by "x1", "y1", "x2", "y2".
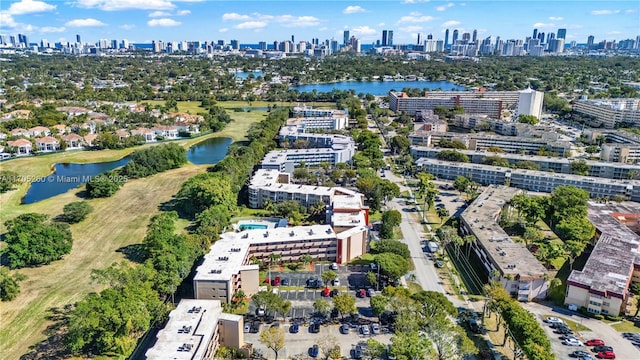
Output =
[{"x1": 1, "y1": 0, "x2": 638, "y2": 44}]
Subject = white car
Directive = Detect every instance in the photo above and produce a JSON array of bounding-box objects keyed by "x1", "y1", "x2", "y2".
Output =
[
  {"x1": 371, "y1": 323, "x2": 380, "y2": 334},
  {"x1": 333, "y1": 279, "x2": 340, "y2": 286},
  {"x1": 330, "y1": 262, "x2": 338, "y2": 270},
  {"x1": 562, "y1": 338, "x2": 583, "y2": 347},
  {"x1": 544, "y1": 317, "x2": 564, "y2": 325},
  {"x1": 360, "y1": 325, "x2": 370, "y2": 336},
  {"x1": 244, "y1": 324, "x2": 251, "y2": 333}
]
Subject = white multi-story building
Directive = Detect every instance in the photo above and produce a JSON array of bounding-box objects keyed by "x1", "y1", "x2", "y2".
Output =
[
  {"x1": 565, "y1": 202, "x2": 640, "y2": 316},
  {"x1": 291, "y1": 103, "x2": 348, "y2": 120},
  {"x1": 415, "y1": 158, "x2": 640, "y2": 201},
  {"x1": 389, "y1": 90, "x2": 522, "y2": 115},
  {"x1": 260, "y1": 146, "x2": 354, "y2": 173},
  {"x1": 601, "y1": 144, "x2": 640, "y2": 164},
  {"x1": 459, "y1": 186, "x2": 548, "y2": 301},
  {"x1": 573, "y1": 98, "x2": 640, "y2": 128},
  {"x1": 411, "y1": 146, "x2": 640, "y2": 180},
  {"x1": 516, "y1": 88, "x2": 544, "y2": 119}
]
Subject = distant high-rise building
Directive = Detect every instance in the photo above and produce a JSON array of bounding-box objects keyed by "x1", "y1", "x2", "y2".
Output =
[
  {"x1": 427, "y1": 34, "x2": 433, "y2": 40},
  {"x1": 557, "y1": 28, "x2": 567, "y2": 40},
  {"x1": 462, "y1": 32, "x2": 471, "y2": 43},
  {"x1": 0, "y1": 35, "x2": 6, "y2": 45},
  {"x1": 538, "y1": 32, "x2": 545, "y2": 43},
  {"x1": 111, "y1": 39, "x2": 118, "y2": 49},
  {"x1": 472, "y1": 29, "x2": 478, "y2": 43},
  {"x1": 343, "y1": 30, "x2": 349, "y2": 46},
  {"x1": 444, "y1": 29, "x2": 449, "y2": 49},
  {"x1": 258, "y1": 41, "x2": 267, "y2": 50},
  {"x1": 230, "y1": 39, "x2": 239, "y2": 50},
  {"x1": 549, "y1": 38, "x2": 565, "y2": 53},
  {"x1": 76, "y1": 34, "x2": 81, "y2": 43},
  {"x1": 291, "y1": 35, "x2": 295, "y2": 43},
  {"x1": 587, "y1": 35, "x2": 595, "y2": 49},
  {"x1": 546, "y1": 32, "x2": 555, "y2": 44},
  {"x1": 273, "y1": 41, "x2": 279, "y2": 50},
  {"x1": 452, "y1": 29, "x2": 459, "y2": 45},
  {"x1": 517, "y1": 88, "x2": 544, "y2": 119},
  {"x1": 382, "y1": 30, "x2": 394, "y2": 46},
  {"x1": 417, "y1": 33, "x2": 421, "y2": 45},
  {"x1": 533, "y1": 28, "x2": 538, "y2": 39}
]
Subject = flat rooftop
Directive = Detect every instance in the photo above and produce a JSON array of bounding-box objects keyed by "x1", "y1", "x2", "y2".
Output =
[
  {"x1": 567, "y1": 202, "x2": 640, "y2": 297},
  {"x1": 145, "y1": 299, "x2": 223, "y2": 360},
  {"x1": 193, "y1": 237, "x2": 256, "y2": 282},
  {"x1": 249, "y1": 168, "x2": 360, "y2": 198},
  {"x1": 461, "y1": 185, "x2": 547, "y2": 279},
  {"x1": 332, "y1": 194, "x2": 365, "y2": 210},
  {"x1": 332, "y1": 211, "x2": 366, "y2": 228}
]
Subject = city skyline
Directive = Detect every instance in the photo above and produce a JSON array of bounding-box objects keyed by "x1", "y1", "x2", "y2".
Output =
[{"x1": 0, "y1": 0, "x2": 638, "y2": 45}]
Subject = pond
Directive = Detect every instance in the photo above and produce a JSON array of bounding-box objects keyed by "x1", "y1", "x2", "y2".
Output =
[
  {"x1": 291, "y1": 80, "x2": 466, "y2": 96},
  {"x1": 22, "y1": 137, "x2": 233, "y2": 204}
]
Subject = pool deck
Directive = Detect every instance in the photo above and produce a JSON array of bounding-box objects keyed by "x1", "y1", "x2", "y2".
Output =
[{"x1": 234, "y1": 219, "x2": 281, "y2": 231}]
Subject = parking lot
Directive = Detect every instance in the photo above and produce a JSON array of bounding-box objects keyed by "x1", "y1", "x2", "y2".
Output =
[{"x1": 245, "y1": 263, "x2": 391, "y2": 359}]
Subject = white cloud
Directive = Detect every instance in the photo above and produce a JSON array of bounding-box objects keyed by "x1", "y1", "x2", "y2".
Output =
[
  {"x1": 275, "y1": 15, "x2": 320, "y2": 27},
  {"x1": 441, "y1": 20, "x2": 460, "y2": 27},
  {"x1": 398, "y1": 12, "x2": 437, "y2": 23},
  {"x1": 436, "y1": 2, "x2": 454, "y2": 11},
  {"x1": 8, "y1": 0, "x2": 56, "y2": 15},
  {"x1": 402, "y1": 0, "x2": 429, "y2": 3},
  {"x1": 149, "y1": 11, "x2": 171, "y2": 17},
  {"x1": 176, "y1": 9, "x2": 190, "y2": 16},
  {"x1": 148, "y1": 18, "x2": 181, "y2": 26},
  {"x1": 400, "y1": 25, "x2": 423, "y2": 32},
  {"x1": 533, "y1": 22, "x2": 555, "y2": 28},
  {"x1": 65, "y1": 18, "x2": 107, "y2": 27},
  {"x1": 351, "y1": 25, "x2": 377, "y2": 36},
  {"x1": 219, "y1": 28, "x2": 228, "y2": 33},
  {"x1": 608, "y1": 30, "x2": 622, "y2": 35},
  {"x1": 0, "y1": 12, "x2": 18, "y2": 28},
  {"x1": 120, "y1": 24, "x2": 135, "y2": 30},
  {"x1": 548, "y1": 16, "x2": 563, "y2": 21},
  {"x1": 75, "y1": 0, "x2": 175, "y2": 11},
  {"x1": 40, "y1": 26, "x2": 66, "y2": 32},
  {"x1": 626, "y1": 9, "x2": 638, "y2": 13},
  {"x1": 343, "y1": 5, "x2": 365, "y2": 14},
  {"x1": 235, "y1": 21, "x2": 267, "y2": 29},
  {"x1": 591, "y1": 9, "x2": 620, "y2": 15},
  {"x1": 222, "y1": 12, "x2": 251, "y2": 21}
]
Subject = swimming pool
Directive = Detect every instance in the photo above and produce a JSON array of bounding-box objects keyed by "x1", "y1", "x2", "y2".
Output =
[{"x1": 238, "y1": 224, "x2": 269, "y2": 231}]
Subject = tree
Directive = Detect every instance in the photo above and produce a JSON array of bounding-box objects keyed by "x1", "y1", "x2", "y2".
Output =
[
  {"x1": 0, "y1": 268, "x2": 26, "y2": 301},
  {"x1": 313, "y1": 298, "x2": 332, "y2": 317},
  {"x1": 371, "y1": 239, "x2": 410, "y2": 258},
  {"x1": 522, "y1": 226, "x2": 544, "y2": 246},
  {"x1": 259, "y1": 326, "x2": 286, "y2": 360},
  {"x1": 390, "y1": 135, "x2": 411, "y2": 155},
  {"x1": 453, "y1": 175, "x2": 470, "y2": 195},
  {"x1": 366, "y1": 338, "x2": 387, "y2": 360},
  {"x1": 570, "y1": 160, "x2": 591, "y2": 176},
  {"x1": 333, "y1": 293, "x2": 357, "y2": 319},
  {"x1": 0, "y1": 170, "x2": 19, "y2": 193},
  {"x1": 486, "y1": 146, "x2": 505, "y2": 153},
  {"x1": 322, "y1": 270, "x2": 338, "y2": 285},
  {"x1": 518, "y1": 114, "x2": 539, "y2": 125},
  {"x1": 390, "y1": 331, "x2": 434, "y2": 360},
  {"x1": 380, "y1": 210, "x2": 402, "y2": 239},
  {"x1": 584, "y1": 145, "x2": 601, "y2": 154},
  {"x1": 435, "y1": 150, "x2": 470, "y2": 162},
  {"x1": 549, "y1": 186, "x2": 590, "y2": 226},
  {"x1": 62, "y1": 201, "x2": 94, "y2": 223},
  {"x1": 300, "y1": 254, "x2": 313, "y2": 268},
  {"x1": 4, "y1": 213, "x2": 73, "y2": 269},
  {"x1": 86, "y1": 171, "x2": 125, "y2": 198},
  {"x1": 370, "y1": 295, "x2": 388, "y2": 317},
  {"x1": 425, "y1": 316, "x2": 475, "y2": 360},
  {"x1": 555, "y1": 217, "x2": 596, "y2": 244},
  {"x1": 411, "y1": 290, "x2": 457, "y2": 319},
  {"x1": 436, "y1": 207, "x2": 449, "y2": 223},
  {"x1": 374, "y1": 253, "x2": 409, "y2": 283}
]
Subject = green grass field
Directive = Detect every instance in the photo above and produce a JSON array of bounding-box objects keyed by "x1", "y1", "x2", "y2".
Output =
[{"x1": 0, "y1": 105, "x2": 270, "y2": 359}]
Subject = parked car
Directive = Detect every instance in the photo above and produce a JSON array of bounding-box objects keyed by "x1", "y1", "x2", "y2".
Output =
[
  {"x1": 353, "y1": 345, "x2": 363, "y2": 359},
  {"x1": 309, "y1": 323, "x2": 320, "y2": 333},
  {"x1": 435, "y1": 260, "x2": 444, "y2": 268},
  {"x1": 331, "y1": 289, "x2": 339, "y2": 297},
  {"x1": 358, "y1": 289, "x2": 366, "y2": 298},
  {"x1": 251, "y1": 321, "x2": 260, "y2": 333},
  {"x1": 333, "y1": 279, "x2": 341, "y2": 286},
  {"x1": 322, "y1": 287, "x2": 331, "y2": 297},
  {"x1": 330, "y1": 262, "x2": 338, "y2": 270},
  {"x1": 586, "y1": 339, "x2": 605, "y2": 347},
  {"x1": 596, "y1": 351, "x2": 616, "y2": 359},
  {"x1": 290, "y1": 323, "x2": 299, "y2": 333},
  {"x1": 387, "y1": 345, "x2": 397, "y2": 360},
  {"x1": 370, "y1": 263, "x2": 378, "y2": 271},
  {"x1": 544, "y1": 317, "x2": 565, "y2": 325},
  {"x1": 281, "y1": 278, "x2": 289, "y2": 286},
  {"x1": 309, "y1": 345, "x2": 319, "y2": 358},
  {"x1": 560, "y1": 335, "x2": 579, "y2": 342},
  {"x1": 340, "y1": 324, "x2": 350, "y2": 334},
  {"x1": 307, "y1": 279, "x2": 317, "y2": 288},
  {"x1": 244, "y1": 323, "x2": 251, "y2": 333},
  {"x1": 563, "y1": 338, "x2": 583, "y2": 346},
  {"x1": 256, "y1": 306, "x2": 266, "y2": 316},
  {"x1": 360, "y1": 325, "x2": 371, "y2": 336},
  {"x1": 367, "y1": 288, "x2": 375, "y2": 297},
  {"x1": 555, "y1": 327, "x2": 574, "y2": 335},
  {"x1": 371, "y1": 323, "x2": 380, "y2": 334},
  {"x1": 592, "y1": 346, "x2": 613, "y2": 353},
  {"x1": 570, "y1": 350, "x2": 591, "y2": 358}
]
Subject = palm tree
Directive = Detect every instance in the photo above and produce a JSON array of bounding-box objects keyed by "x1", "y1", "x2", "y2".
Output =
[
  {"x1": 463, "y1": 234, "x2": 477, "y2": 257},
  {"x1": 300, "y1": 254, "x2": 313, "y2": 269}
]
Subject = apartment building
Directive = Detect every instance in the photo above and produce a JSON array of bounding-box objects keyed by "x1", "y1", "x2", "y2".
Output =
[
  {"x1": 145, "y1": 299, "x2": 244, "y2": 360},
  {"x1": 409, "y1": 131, "x2": 571, "y2": 156},
  {"x1": 388, "y1": 91, "x2": 504, "y2": 118},
  {"x1": 194, "y1": 224, "x2": 368, "y2": 303},
  {"x1": 390, "y1": 90, "x2": 521, "y2": 113},
  {"x1": 415, "y1": 158, "x2": 640, "y2": 201},
  {"x1": 410, "y1": 146, "x2": 640, "y2": 180},
  {"x1": 601, "y1": 144, "x2": 640, "y2": 164},
  {"x1": 260, "y1": 146, "x2": 355, "y2": 173},
  {"x1": 459, "y1": 186, "x2": 548, "y2": 301},
  {"x1": 279, "y1": 126, "x2": 355, "y2": 149},
  {"x1": 248, "y1": 168, "x2": 364, "y2": 209},
  {"x1": 292, "y1": 103, "x2": 348, "y2": 120},
  {"x1": 573, "y1": 98, "x2": 640, "y2": 128},
  {"x1": 453, "y1": 114, "x2": 560, "y2": 141},
  {"x1": 565, "y1": 202, "x2": 640, "y2": 316}
]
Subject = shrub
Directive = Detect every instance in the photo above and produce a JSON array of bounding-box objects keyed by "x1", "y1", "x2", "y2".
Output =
[{"x1": 62, "y1": 201, "x2": 94, "y2": 223}]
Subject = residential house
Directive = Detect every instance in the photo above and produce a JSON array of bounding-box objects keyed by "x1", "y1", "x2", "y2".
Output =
[
  {"x1": 57, "y1": 106, "x2": 92, "y2": 117},
  {"x1": 10, "y1": 128, "x2": 31, "y2": 138},
  {"x1": 7, "y1": 138, "x2": 33, "y2": 155},
  {"x1": 152, "y1": 125, "x2": 179, "y2": 139},
  {"x1": 1, "y1": 109, "x2": 31, "y2": 120},
  {"x1": 116, "y1": 129, "x2": 130, "y2": 140},
  {"x1": 36, "y1": 136, "x2": 60, "y2": 152},
  {"x1": 52, "y1": 124, "x2": 70, "y2": 134},
  {"x1": 131, "y1": 128, "x2": 156, "y2": 142},
  {"x1": 0, "y1": 132, "x2": 7, "y2": 140},
  {"x1": 174, "y1": 123, "x2": 200, "y2": 134},
  {"x1": 84, "y1": 134, "x2": 98, "y2": 147},
  {"x1": 29, "y1": 126, "x2": 51, "y2": 137},
  {"x1": 61, "y1": 134, "x2": 84, "y2": 149}
]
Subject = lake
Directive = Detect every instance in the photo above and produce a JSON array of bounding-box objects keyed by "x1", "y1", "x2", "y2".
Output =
[
  {"x1": 22, "y1": 137, "x2": 232, "y2": 204},
  {"x1": 291, "y1": 80, "x2": 466, "y2": 96},
  {"x1": 235, "y1": 71, "x2": 263, "y2": 79}
]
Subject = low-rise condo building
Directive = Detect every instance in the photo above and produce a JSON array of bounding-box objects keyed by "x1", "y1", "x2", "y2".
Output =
[
  {"x1": 459, "y1": 186, "x2": 548, "y2": 301},
  {"x1": 260, "y1": 145, "x2": 354, "y2": 173},
  {"x1": 565, "y1": 202, "x2": 640, "y2": 316},
  {"x1": 573, "y1": 98, "x2": 640, "y2": 128}
]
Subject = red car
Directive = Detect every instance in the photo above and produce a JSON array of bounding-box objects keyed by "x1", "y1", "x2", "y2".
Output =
[
  {"x1": 586, "y1": 339, "x2": 605, "y2": 346},
  {"x1": 322, "y1": 287, "x2": 331, "y2": 297},
  {"x1": 358, "y1": 289, "x2": 366, "y2": 298},
  {"x1": 597, "y1": 351, "x2": 616, "y2": 359}
]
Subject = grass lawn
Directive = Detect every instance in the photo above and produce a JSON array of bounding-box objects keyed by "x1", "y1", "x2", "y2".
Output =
[
  {"x1": 611, "y1": 320, "x2": 640, "y2": 332},
  {"x1": 0, "y1": 164, "x2": 208, "y2": 360}
]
